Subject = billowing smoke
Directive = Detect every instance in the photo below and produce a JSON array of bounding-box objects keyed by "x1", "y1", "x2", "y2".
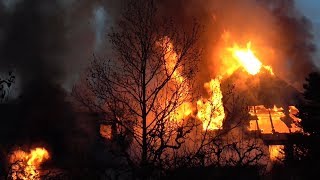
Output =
[
  {"x1": 0, "y1": 0, "x2": 72, "y2": 168},
  {"x1": 0, "y1": 0, "x2": 108, "y2": 171},
  {"x1": 156, "y1": 0, "x2": 318, "y2": 90}
]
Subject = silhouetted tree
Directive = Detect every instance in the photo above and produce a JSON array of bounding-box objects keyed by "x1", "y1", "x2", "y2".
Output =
[
  {"x1": 278, "y1": 71, "x2": 320, "y2": 179},
  {"x1": 73, "y1": 1, "x2": 267, "y2": 178},
  {"x1": 73, "y1": 0, "x2": 200, "y2": 178},
  {"x1": 298, "y1": 72, "x2": 320, "y2": 135}
]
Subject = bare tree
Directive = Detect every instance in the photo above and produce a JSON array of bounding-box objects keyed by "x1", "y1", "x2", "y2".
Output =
[
  {"x1": 73, "y1": 1, "x2": 270, "y2": 178},
  {"x1": 73, "y1": 0, "x2": 200, "y2": 176}
]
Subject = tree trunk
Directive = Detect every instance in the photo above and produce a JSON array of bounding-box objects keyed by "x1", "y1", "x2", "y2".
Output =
[{"x1": 141, "y1": 58, "x2": 148, "y2": 166}]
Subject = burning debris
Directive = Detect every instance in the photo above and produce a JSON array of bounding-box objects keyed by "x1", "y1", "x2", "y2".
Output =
[{"x1": 8, "y1": 148, "x2": 50, "y2": 180}]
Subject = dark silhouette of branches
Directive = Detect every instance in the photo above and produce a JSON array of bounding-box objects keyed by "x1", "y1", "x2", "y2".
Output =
[
  {"x1": 298, "y1": 71, "x2": 320, "y2": 135},
  {"x1": 73, "y1": 0, "x2": 201, "y2": 178},
  {"x1": 72, "y1": 1, "x2": 268, "y2": 178}
]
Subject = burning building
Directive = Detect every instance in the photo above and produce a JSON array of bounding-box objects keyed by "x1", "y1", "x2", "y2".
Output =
[
  {"x1": 0, "y1": 0, "x2": 319, "y2": 178},
  {"x1": 87, "y1": 0, "x2": 317, "y2": 169},
  {"x1": 219, "y1": 42, "x2": 304, "y2": 161}
]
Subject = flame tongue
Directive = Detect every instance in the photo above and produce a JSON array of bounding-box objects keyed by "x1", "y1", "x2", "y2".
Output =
[
  {"x1": 197, "y1": 78, "x2": 225, "y2": 130},
  {"x1": 27, "y1": 148, "x2": 50, "y2": 167}
]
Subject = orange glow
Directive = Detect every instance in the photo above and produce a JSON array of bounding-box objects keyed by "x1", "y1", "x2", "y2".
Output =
[
  {"x1": 100, "y1": 124, "x2": 112, "y2": 139},
  {"x1": 9, "y1": 147, "x2": 50, "y2": 180},
  {"x1": 197, "y1": 78, "x2": 225, "y2": 130},
  {"x1": 169, "y1": 102, "x2": 193, "y2": 123},
  {"x1": 269, "y1": 145, "x2": 285, "y2": 161}
]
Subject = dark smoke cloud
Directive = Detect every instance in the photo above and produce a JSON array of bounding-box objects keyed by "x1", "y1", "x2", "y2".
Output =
[
  {"x1": 0, "y1": 0, "x2": 113, "y2": 93},
  {"x1": 257, "y1": 0, "x2": 318, "y2": 88},
  {"x1": 0, "y1": 0, "x2": 73, "y2": 166},
  {"x1": 1, "y1": 0, "x2": 315, "y2": 95},
  {"x1": 155, "y1": 0, "x2": 319, "y2": 90},
  {"x1": 1, "y1": 0, "x2": 65, "y2": 86},
  {"x1": 0, "y1": 0, "x2": 106, "y2": 170}
]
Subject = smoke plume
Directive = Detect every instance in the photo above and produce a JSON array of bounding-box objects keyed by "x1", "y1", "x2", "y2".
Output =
[
  {"x1": 0, "y1": 0, "x2": 105, "y2": 170},
  {"x1": 156, "y1": 0, "x2": 318, "y2": 90}
]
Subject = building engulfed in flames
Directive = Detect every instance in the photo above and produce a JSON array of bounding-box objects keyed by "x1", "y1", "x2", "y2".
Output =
[
  {"x1": 178, "y1": 33, "x2": 303, "y2": 161},
  {"x1": 100, "y1": 32, "x2": 305, "y2": 163},
  {"x1": 223, "y1": 39, "x2": 303, "y2": 161}
]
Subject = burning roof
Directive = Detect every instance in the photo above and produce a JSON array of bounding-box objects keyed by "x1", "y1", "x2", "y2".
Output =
[{"x1": 221, "y1": 66, "x2": 302, "y2": 107}]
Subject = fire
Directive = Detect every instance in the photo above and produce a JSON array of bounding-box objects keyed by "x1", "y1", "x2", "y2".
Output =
[
  {"x1": 162, "y1": 38, "x2": 226, "y2": 130},
  {"x1": 197, "y1": 78, "x2": 225, "y2": 130},
  {"x1": 249, "y1": 105, "x2": 302, "y2": 133},
  {"x1": 229, "y1": 42, "x2": 262, "y2": 75},
  {"x1": 9, "y1": 147, "x2": 50, "y2": 180},
  {"x1": 222, "y1": 37, "x2": 274, "y2": 76},
  {"x1": 269, "y1": 145, "x2": 285, "y2": 161}
]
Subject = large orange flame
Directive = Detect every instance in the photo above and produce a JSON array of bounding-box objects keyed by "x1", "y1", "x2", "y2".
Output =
[
  {"x1": 162, "y1": 37, "x2": 225, "y2": 130},
  {"x1": 162, "y1": 37, "x2": 193, "y2": 123},
  {"x1": 229, "y1": 42, "x2": 262, "y2": 75},
  {"x1": 228, "y1": 42, "x2": 274, "y2": 75},
  {"x1": 9, "y1": 147, "x2": 50, "y2": 180},
  {"x1": 197, "y1": 78, "x2": 225, "y2": 130}
]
